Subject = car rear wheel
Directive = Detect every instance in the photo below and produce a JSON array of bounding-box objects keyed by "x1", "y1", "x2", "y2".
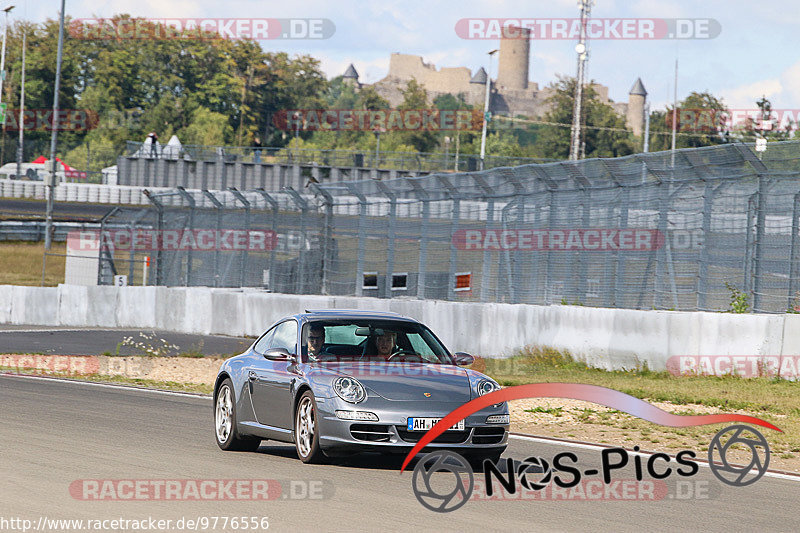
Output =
[
  {"x1": 215, "y1": 379, "x2": 261, "y2": 452},
  {"x1": 295, "y1": 391, "x2": 325, "y2": 463}
]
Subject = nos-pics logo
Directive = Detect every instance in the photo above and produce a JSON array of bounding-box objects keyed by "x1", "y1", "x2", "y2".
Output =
[{"x1": 411, "y1": 425, "x2": 770, "y2": 513}]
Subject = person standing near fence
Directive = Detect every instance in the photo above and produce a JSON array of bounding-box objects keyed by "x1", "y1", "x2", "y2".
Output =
[
  {"x1": 253, "y1": 136, "x2": 262, "y2": 163},
  {"x1": 146, "y1": 131, "x2": 158, "y2": 158}
]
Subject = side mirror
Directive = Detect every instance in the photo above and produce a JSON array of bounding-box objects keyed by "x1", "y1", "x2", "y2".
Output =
[
  {"x1": 264, "y1": 347, "x2": 294, "y2": 361},
  {"x1": 453, "y1": 352, "x2": 474, "y2": 367}
]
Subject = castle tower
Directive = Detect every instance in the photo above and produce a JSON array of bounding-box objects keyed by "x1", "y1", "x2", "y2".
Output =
[
  {"x1": 343, "y1": 64, "x2": 360, "y2": 88},
  {"x1": 470, "y1": 67, "x2": 487, "y2": 85},
  {"x1": 496, "y1": 27, "x2": 530, "y2": 91},
  {"x1": 626, "y1": 78, "x2": 647, "y2": 137},
  {"x1": 469, "y1": 67, "x2": 489, "y2": 109}
]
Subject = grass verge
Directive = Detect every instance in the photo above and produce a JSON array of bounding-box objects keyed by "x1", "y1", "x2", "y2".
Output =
[{"x1": 0, "y1": 241, "x2": 66, "y2": 286}]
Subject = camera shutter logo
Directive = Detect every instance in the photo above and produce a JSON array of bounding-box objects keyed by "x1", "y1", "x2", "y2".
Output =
[
  {"x1": 517, "y1": 456, "x2": 552, "y2": 491},
  {"x1": 411, "y1": 451, "x2": 473, "y2": 512},
  {"x1": 708, "y1": 425, "x2": 770, "y2": 487}
]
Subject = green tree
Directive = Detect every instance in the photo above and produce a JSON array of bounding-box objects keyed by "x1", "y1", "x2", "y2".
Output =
[
  {"x1": 531, "y1": 76, "x2": 635, "y2": 159},
  {"x1": 181, "y1": 107, "x2": 234, "y2": 146},
  {"x1": 731, "y1": 96, "x2": 794, "y2": 142},
  {"x1": 648, "y1": 91, "x2": 729, "y2": 151},
  {"x1": 391, "y1": 79, "x2": 437, "y2": 152}
]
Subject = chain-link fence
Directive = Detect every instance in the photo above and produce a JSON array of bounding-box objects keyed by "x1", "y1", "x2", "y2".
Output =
[
  {"x1": 96, "y1": 141, "x2": 800, "y2": 313},
  {"x1": 124, "y1": 141, "x2": 552, "y2": 172}
]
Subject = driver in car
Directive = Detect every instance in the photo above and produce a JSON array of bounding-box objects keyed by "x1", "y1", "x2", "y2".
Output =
[
  {"x1": 307, "y1": 323, "x2": 327, "y2": 361},
  {"x1": 375, "y1": 330, "x2": 398, "y2": 360}
]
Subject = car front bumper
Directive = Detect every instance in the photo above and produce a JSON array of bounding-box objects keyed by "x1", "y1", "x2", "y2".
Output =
[{"x1": 314, "y1": 395, "x2": 509, "y2": 455}]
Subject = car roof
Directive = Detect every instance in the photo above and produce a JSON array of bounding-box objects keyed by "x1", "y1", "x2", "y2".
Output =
[{"x1": 299, "y1": 309, "x2": 419, "y2": 323}]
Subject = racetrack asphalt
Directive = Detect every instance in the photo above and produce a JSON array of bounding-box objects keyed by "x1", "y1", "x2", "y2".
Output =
[
  {"x1": 2, "y1": 374, "x2": 798, "y2": 532},
  {"x1": 0, "y1": 324, "x2": 252, "y2": 356}
]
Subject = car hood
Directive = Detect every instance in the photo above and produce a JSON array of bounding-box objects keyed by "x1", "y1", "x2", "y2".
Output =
[{"x1": 313, "y1": 362, "x2": 472, "y2": 402}]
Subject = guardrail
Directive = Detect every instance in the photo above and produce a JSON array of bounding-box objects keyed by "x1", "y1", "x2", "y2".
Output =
[{"x1": 1, "y1": 284, "x2": 798, "y2": 368}]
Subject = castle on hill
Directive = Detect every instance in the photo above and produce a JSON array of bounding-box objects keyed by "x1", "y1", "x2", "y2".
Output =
[{"x1": 341, "y1": 29, "x2": 648, "y2": 137}]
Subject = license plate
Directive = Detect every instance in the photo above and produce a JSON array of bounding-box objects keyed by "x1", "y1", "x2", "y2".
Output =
[{"x1": 407, "y1": 417, "x2": 465, "y2": 431}]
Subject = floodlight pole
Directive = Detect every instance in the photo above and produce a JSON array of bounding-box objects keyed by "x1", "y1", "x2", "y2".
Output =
[
  {"x1": 0, "y1": 5, "x2": 14, "y2": 106},
  {"x1": 15, "y1": 25, "x2": 23, "y2": 180},
  {"x1": 670, "y1": 58, "x2": 678, "y2": 168},
  {"x1": 479, "y1": 49, "x2": 498, "y2": 170},
  {"x1": 44, "y1": 0, "x2": 65, "y2": 250},
  {"x1": 569, "y1": 0, "x2": 592, "y2": 161}
]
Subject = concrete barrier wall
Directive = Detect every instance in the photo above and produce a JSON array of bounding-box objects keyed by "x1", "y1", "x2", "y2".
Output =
[{"x1": 2, "y1": 284, "x2": 799, "y2": 370}]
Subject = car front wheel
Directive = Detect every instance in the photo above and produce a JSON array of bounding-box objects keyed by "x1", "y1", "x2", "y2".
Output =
[
  {"x1": 294, "y1": 391, "x2": 325, "y2": 463},
  {"x1": 215, "y1": 378, "x2": 261, "y2": 452}
]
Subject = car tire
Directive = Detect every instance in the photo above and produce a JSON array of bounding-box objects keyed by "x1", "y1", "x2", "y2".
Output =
[
  {"x1": 215, "y1": 378, "x2": 261, "y2": 452},
  {"x1": 294, "y1": 391, "x2": 326, "y2": 463}
]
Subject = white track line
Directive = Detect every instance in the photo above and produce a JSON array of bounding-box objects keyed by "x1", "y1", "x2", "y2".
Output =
[
  {"x1": 4, "y1": 372, "x2": 800, "y2": 482},
  {"x1": 0, "y1": 328, "x2": 127, "y2": 333},
  {"x1": 0, "y1": 372, "x2": 212, "y2": 399}
]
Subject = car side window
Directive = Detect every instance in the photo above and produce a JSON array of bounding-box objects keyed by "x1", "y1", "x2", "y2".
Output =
[
  {"x1": 252, "y1": 328, "x2": 276, "y2": 355},
  {"x1": 269, "y1": 320, "x2": 298, "y2": 354}
]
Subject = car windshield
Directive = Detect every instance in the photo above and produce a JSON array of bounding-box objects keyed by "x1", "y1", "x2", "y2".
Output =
[{"x1": 301, "y1": 319, "x2": 452, "y2": 364}]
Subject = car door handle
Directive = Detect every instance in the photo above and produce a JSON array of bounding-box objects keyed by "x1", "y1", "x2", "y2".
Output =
[{"x1": 248, "y1": 371, "x2": 258, "y2": 382}]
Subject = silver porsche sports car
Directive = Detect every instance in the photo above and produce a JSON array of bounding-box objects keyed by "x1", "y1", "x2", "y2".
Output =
[{"x1": 213, "y1": 309, "x2": 509, "y2": 463}]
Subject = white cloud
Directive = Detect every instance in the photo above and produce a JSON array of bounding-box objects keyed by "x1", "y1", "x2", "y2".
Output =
[
  {"x1": 721, "y1": 61, "x2": 800, "y2": 110},
  {"x1": 20, "y1": 0, "x2": 800, "y2": 112}
]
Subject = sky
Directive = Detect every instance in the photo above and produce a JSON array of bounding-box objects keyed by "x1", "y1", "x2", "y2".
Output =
[{"x1": 19, "y1": 0, "x2": 800, "y2": 112}]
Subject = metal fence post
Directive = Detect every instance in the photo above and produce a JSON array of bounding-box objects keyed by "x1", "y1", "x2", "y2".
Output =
[
  {"x1": 697, "y1": 182, "x2": 722, "y2": 310},
  {"x1": 128, "y1": 209, "x2": 149, "y2": 284},
  {"x1": 472, "y1": 175, "x2": 496, "y2": 302},
  {"x1": 744, "y1": 193, "x2": 757, "y2": 300},
  {"x1": 309, "y1": 183, "x2": 334, "y2": 295},
  {"x1": 202, "y1": 190, "x2": 224, "y2": 287},
  {"x1": 734, "y1": 144, "x2": 770, "y2": 312},
  {"x1": 253, "y1": 188, "x2": 279, "y2": 292},
  {"x1": 500, "y1": 199, "x2": 519, "y2": 303},
  {"x1": 789, "y1": 192, "x2": 800, "y2": 311},
  {"x1": 284, "y1": 187, "x2": 309, "y2": 294},
  {"x1": 613, "y1": 186, "x2": 630, "y2": 307},
  {"x1": 578, "y1": 187, "x2": 591, "y2": 302},
  {"x1": 345, "y1": 183, "x2": 368, "y2": 297},
  {"x1": 504, "y1": 173, "x2": 528, "y2": 303},
  {"x1": 436, "y1": 175, "x2": 462, "y2": 301},
  {"x1": 409, "y1": 180, "x2": 430, "y2": 299},
  {"x1": 143, "y1": 190, "x2": 164, "y2": 286},
  {"x1": 229, "y1": 188, "x2": 251, "y2": 287},
  {"x1": 651, "y1": 169, "x2": 671, "y2": 309},
  {"x1": 175, "y1": 186, "x2": 196, "y2": 286},
  {"x1": 375, "y1": 181, "x2": 397, "y2": 299}
]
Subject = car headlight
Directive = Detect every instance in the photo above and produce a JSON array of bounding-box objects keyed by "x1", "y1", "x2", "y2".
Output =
[
  {"x1": 333, "y1": 377, "x2": 366, "y2": 403},
  {"x1": 476, "y1": 379, "x2": 500, "y2": 397}
]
